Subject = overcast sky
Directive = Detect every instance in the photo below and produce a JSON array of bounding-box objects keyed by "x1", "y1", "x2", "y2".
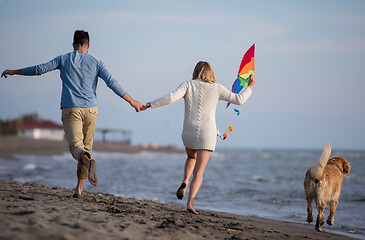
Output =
[{"x1": 1, "y1": 0, "x2": 364, "y2": 150}]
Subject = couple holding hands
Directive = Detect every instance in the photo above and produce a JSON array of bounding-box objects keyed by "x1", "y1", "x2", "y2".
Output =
[{"x1": 1, "y1": 30, "x2": 255, "y2": 214}]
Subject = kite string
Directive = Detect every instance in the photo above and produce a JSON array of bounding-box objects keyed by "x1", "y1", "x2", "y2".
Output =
[
  {"x1": 217, "y1": 108, "x2": 240, "y2": 142},
  {"x1": 218, "y1": 76, "x2": 251, "y2": 142}
]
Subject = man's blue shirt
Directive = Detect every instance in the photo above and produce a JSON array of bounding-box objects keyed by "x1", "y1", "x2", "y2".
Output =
[{"x1": 21, "y1": 51, "x2": 127, "y2": 109}]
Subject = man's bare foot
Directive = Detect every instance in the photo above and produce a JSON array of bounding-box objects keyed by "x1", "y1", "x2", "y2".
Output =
[
  {"x1": 73, "y1": 178, "x2": 85, "y2": 199},
  {"x1": 81, "y1": 154, "x2": 97, "y2": 186},
  {"x1": 187, "y1": 202, "x2": 199, "y2": 214},
  {"x1": 81, "y1": 154, "x2": 91, "y2": 169},
  {"x1": 73, "y1": 188, "x2": 81, "y2": 198},
  {"x1": 88, "y1": 159, "x2": 98, "y2": 186},
  {"x1": 74, "y1": 188, "x2": 81, "y2": 195},
  {"x1": 73, "y1": 183, "x2": 83, "y2": 198}
]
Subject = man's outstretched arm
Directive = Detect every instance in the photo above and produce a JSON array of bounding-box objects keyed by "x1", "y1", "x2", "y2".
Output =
[
  {"x1": 1, "y1": 69, "x2": 22, "y2": 78},
  {"x1": 2, "y1": 56, "x2": 61, "y2": 79}
]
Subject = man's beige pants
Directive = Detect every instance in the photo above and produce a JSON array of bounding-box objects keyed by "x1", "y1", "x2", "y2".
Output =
[{"x1": 61, "y1": 107, "x2": 98, "y2": 179}]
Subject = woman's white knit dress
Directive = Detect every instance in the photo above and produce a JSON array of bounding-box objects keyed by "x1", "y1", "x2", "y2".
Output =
[{"x1": 150, "y1": 80, "x2": 252, "y2": 151}]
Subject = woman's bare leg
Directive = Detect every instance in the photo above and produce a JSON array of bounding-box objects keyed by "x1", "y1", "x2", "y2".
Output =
[
  {"x1": 187, "y1": 149, "x2": 212, "y2": 214},
  {"x1": 183, "y1": 148, "x2": 197, "y2": 184},
  {"x1": 177, "y1": 148, "x2": 197, "y2": 199}
]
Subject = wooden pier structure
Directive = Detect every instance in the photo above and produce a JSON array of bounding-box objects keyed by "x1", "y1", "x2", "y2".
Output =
[{"x1": 95, "y1": 128, "x2": 132, "y2": 144}]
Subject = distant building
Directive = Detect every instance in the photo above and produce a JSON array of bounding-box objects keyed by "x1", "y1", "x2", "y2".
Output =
[{"x1": 19, "y1": 120, "x2": 64, "y2": 141}]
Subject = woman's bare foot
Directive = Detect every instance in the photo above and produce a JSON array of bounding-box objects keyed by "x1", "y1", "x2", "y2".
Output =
[
  {"x1": 187, "y1": 202, "x2": 199, "y2": 214},
  {"x1": 176, "y1": 183, "x2": 187, "y2": 200},
  {"x1": 72, "y1": 192, "x2": 81, "y2": 199},
  {"x1": 187, "y1": 208, "x2": 199, "y2": 214}
]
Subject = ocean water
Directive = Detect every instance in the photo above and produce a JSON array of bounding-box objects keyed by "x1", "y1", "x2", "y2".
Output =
[{"x1": 0, "y1": 148, "x2": 364, "y2": 239}]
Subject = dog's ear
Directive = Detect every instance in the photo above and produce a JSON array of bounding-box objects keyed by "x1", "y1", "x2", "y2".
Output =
[
  {"x1": 343, "y1": 160, "x2": 351, "y2": 175},
  {"x1": 328, "y1": 158, "x2": 335, "y2": 164}
]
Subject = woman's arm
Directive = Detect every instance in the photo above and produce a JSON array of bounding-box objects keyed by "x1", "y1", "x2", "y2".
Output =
[
  {"x1": 149, "y1": 81, "x2": 189, "y2": 109},
  {"x1": 219, "y1": 76, "x2": 255, "y2": 105}
]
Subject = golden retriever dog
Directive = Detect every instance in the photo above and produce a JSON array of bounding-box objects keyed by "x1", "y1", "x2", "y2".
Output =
[{"x1": 304, "y1": 142, "x2": 350, "y2": 232}]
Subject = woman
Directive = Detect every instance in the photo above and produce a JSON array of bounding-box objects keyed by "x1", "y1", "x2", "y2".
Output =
[{"x1": 144, "y1": 61, "x2": 255, "y2": 214}]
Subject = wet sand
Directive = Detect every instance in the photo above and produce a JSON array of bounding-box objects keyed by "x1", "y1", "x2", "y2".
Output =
[{"x1": 0, "y1": 180, "x2": 356, "y2": 240}]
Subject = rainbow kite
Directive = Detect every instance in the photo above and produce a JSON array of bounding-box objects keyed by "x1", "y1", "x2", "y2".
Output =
[
  {"x1": 218, "y1": 44, "x2": 255, "y2": 142},
  {"x1": 226, "y1": 43, "x2": 255, "y2": 108}
]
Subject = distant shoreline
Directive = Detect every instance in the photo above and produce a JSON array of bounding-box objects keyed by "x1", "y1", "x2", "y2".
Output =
[
  {"x1": 0, "y1": 136, "x2": 183, "y2": 161},
  {"x1": 0, "y1": 180, "x2": 357, "y2": 240}
]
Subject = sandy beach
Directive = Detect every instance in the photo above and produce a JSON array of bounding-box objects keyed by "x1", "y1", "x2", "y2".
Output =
[
  {"x1": 0, "y1": 180, "x2": 357, "y2": 240},
  {"x1": 0, "y1": 137, "x2": 358, "y2": 240}
]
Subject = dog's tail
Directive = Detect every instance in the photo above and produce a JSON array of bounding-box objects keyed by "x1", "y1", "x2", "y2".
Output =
[{"x1": 310, "y1": 142, "x2": 331, "y2": 179}]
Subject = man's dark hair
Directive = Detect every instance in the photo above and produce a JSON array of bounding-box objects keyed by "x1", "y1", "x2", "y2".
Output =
[{"x1": 73, "y1": 30, "x2": 89, "y2": 46}]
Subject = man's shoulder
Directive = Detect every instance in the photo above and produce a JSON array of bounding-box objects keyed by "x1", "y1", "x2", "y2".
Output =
[
  {"x1": 60, "y1": 51, "x2": 76, "y2": 58},
  {"x1": 62, "y1": 51, "x2": 101, "y2": 65},
  {"x1": 84, "y1": 52, "x2": 100, "y2": 62},
  {"x1": 62, "y1": 51, "x2": 99, "y2": 60},
  {"x1": 82, "y1": 52, "x2": 103, "y2": 67}
]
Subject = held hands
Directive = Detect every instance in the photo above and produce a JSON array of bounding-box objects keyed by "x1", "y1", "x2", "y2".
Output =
[
  {"x1": 130, "y1": 100, "x2": 150, "y2": 112},
  {"x1": 130, "y1": 100, "x2": 146, "y2": 112},
  {"x1": 133, "y1": 102, "x2": 150, "y2": 112},
  {"x1": 123, "y1": 93, "x2": 146, "y2": 112},
  {"x1": 140, "y1": 103, "x2": 150, "y2": 111}
]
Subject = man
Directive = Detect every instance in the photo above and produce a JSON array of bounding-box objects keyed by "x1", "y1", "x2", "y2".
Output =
[{"x1": 1, "y1": 30, "x2": 145, "y2": 198}]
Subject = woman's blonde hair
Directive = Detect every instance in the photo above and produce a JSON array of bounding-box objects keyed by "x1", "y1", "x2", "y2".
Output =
[{"x1": 192, "y1": 61, "x2": 217, "y2": 83}]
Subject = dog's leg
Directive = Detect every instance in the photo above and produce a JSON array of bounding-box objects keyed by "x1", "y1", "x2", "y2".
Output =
[
  {"x1": 327, "y1": 200, "x2": 338, "y2": 226},
  {"x1": 315, "y1": 201, "x2": 326, "y2": 232},
  {"x1": 306, "y1": 196, "x2": 313, "y2": 223}
]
